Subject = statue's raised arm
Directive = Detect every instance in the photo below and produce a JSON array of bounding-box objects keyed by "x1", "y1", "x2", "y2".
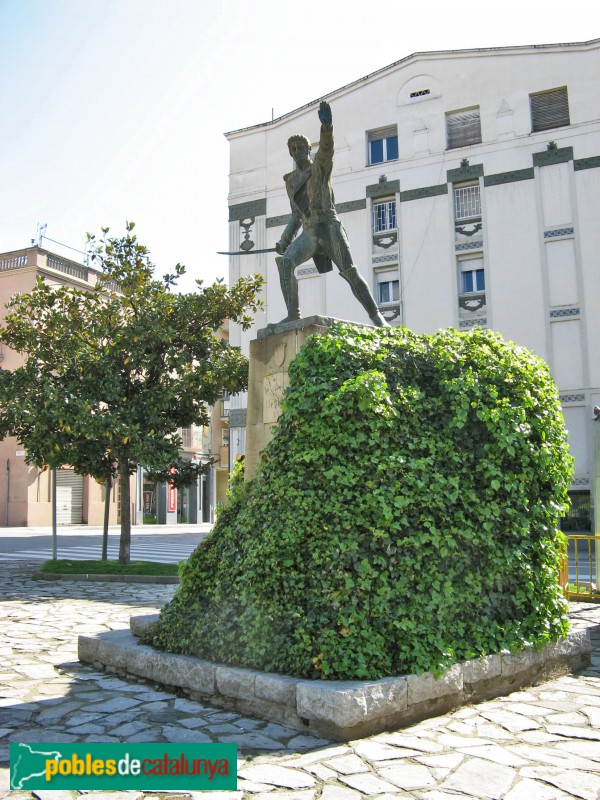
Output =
[
  {"x1": 273, "y1": 100, "x2": 388, "y2": 327},
  {"x1": 318, "y1": 100, "x2": 332, "y2": 126}
]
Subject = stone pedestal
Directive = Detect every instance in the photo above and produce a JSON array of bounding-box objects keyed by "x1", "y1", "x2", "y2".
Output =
[{"x1": 244, "y1": 316, "x2": 338, "y2": 481}]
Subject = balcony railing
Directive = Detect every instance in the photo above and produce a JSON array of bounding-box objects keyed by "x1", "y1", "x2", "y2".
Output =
[
  {"x1": 561, "y1": 534, "x2": 600, "y2": 603},
  {"x1": 46, "y1": 255, "x2": 88, "y2": 282},
  {"x1": 0, "y1": 254, "x2": 28, "y2": 271}
]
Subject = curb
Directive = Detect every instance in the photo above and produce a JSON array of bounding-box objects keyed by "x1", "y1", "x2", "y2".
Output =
[
  {"x1": 33, "y1": 572, "x2": 179, "y2": 584},
  {"x1": 79, "y1": 614, "x2": 595, "y2": 742}
]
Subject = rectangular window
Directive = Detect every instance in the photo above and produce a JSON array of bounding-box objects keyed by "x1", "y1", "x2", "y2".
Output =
[
  {"x1": 446, "y1": 108, "x2": 482, "y2": 149},
  {"x1": 378, "y1": 280, "x2": 399, "y2": 304},
  {"x1": 368, "y1": 126, "x2": 398, "y2": 165},
  {"x1": 454, "y1": 183, "x2": 481, "y2": 220},
  {"x1": 375, "y1": 269, "x2": 400, "y2": 305},
  {"x1": 372, "y1": 199, "x2": 397, "y2": 233},
  {"x1": 462, "y1": 269, "x2": 485, "y2": 293},
  {"x1": 459, "y1": 256, "x2": 485, "y2": 294},
  {"x1": 530, "y1": 87, "x2": 570, "y2": 132}
]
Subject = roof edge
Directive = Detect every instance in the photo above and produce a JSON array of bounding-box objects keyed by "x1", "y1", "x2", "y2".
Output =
[{"x1": 224, "y1": 38, "x2": 600, "y2": 139}]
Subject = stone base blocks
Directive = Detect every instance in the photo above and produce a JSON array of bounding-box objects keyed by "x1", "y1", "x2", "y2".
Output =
[
  {"x1": 78, "y1": 614, "x2": 593, "y2": 742},
  {"x1": 245, "y1": 315, "x2": 339, "y2": 481}
]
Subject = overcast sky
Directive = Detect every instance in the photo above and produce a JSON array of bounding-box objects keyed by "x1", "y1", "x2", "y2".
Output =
[{"x1": 0, "y1": 0, "x2": 595, "y2": 292}]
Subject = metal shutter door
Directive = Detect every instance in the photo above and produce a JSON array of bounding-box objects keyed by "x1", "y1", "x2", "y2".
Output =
[{"x1": 56, "y1": 469, "x2": 84, "y2": 525}]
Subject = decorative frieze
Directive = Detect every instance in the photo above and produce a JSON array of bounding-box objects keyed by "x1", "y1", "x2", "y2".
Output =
[
  {"x1": 400, "y1": 184, "x2": 448, "y2": 202},
  {"x1": 373, "y1": 232, "x2": 398, "y2": 250},
  {"x1": 533, "y1": 146, "x2": 573, "y2": 167},
  {"x1": 560, "y1": 393, "x2": 585, "y2": 403},
  {"x1": 484, "y1": 168, "x2": 535, "y2": 187},
  {"x1": 381, "y1": 304, "x2": 401, "y2": 323},
  {"x1": 372, "y1": 254, "x2": 398, "y2": 264},
  {"x1": 297, "y1": 266, "x2": 318, "y2": 277},
  {"x1": 336, "y1": 199, "x2": 367, "y2": 214},
  {"x1": 447, "y1": 164, "x2": 484, "y2": 183},
  {"x1": 366, "y1": 179, "x2": 400, "y2": 199},
  {"x1": 574, "y1": 156, "x2": 600, "y2": 171},
  {"x1": 544, "y1": 227, "x2": 574, "y2": 239},
  {"x1": 549, "y1": 307, "x2": 580, "y2": 319},
  {"x1": 229, "y1": 199, "x2": 267, "y2": 222},
  {"x1": 573, "y1": 476, "x2": 590, "y2": 487},
  {"x1": 456, "y1": 241, "x2": 483, "y2": 252},
  {"x1": 458, "y1": 293, "x2": 486, "y2": 313},
  {"x1": 239, "y1": 217, "x2": 255, "y2": 252},
  {"x1": 459, "y1": 318, "x2": 487, "y2": 329},
  {"x1": 265, "y1": 214, "x2": 290, "y2": 229}
]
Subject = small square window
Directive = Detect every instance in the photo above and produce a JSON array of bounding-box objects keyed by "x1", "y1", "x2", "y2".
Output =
[
  {"x1": 372, "y1": 199, "x2": 397, "y2": 233},
  {"x1": 378, "y1": 280, "x2": 399, "y2": 304},
  {"x1": 462, "y1": 269, "x2": 485, "y2": 293},
  {"x1": 459, "y1": 256, "x2": 485, "y2": 294},
  {"x1": 375, "y1": 269, "x2": 400, "y2": 305},
  {"x1": 368, "y1": 126, "x2": 398, "y2": 165},
  {"x1": 446, "y1": 108, "x2": 481, "y2": 149},
  {"x1": 454, "y1": 183, "x2": 481, "y2": 220},
  {"x1": 530, "y1": 87, "x2": 570, "y2": 132}
]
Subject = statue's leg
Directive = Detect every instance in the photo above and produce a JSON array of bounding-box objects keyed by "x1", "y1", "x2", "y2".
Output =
[
  {"x1": 275, "y1": 255, "x2": 300, "y2": 323},
  {"x1": 328, "y1": 223, "x2": 388, "y2": 327},
  {"x1": 339, "y1": 266, "x2": 388, "y2": 327},
  {"x1": 274, "y1": 232, "x2": 316, "y2": 325}
]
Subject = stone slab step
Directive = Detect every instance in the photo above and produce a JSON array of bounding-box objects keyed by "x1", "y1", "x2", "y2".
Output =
[{"x1": 78, "y1": 618, "x2": 592, "y2": 741}]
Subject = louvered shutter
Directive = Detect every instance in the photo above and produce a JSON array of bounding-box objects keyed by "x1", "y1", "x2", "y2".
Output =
[
  {"x1": 56, "y1": 469, "x2": 84, "y2": 524},
  {"x1": 530, "y1": 87, "x2": 570, "y2": 132},
  {"x1": 446, "y1": 109, "x2": 482, "y2": 149}
]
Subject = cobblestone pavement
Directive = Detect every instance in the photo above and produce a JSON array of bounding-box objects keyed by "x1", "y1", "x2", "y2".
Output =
[{"x1": 1, "y1": 560, "x2": 600, "y2": 800}]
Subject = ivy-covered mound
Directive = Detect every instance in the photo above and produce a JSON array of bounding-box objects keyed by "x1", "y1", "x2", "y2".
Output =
[{"x1": 146, "y1": 325, "x2": 573, "y2": 680}]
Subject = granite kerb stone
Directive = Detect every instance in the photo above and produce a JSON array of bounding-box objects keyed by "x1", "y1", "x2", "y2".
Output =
[
  {"x1": 77, "y1": 618, "x2": 593, "y2": 742},
  {"x1": 130, "y1": 613, "x2": 160, "y2": 637},
  {"x1": 34, "y1": 573, "x2": 179, "y2": 584}
]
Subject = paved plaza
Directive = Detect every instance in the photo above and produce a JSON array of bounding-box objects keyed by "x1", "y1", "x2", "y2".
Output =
[{"x1": 1, "y1": 559, "x2": 600, "y2": 800}]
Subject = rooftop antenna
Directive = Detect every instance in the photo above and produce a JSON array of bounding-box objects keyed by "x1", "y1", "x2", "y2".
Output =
[
  {"x1": 32, "y1": 222, "x2": 47, "y2": 247},
  {"x1": 31, "y1": 223, "x2": 89, "y2": 263}
]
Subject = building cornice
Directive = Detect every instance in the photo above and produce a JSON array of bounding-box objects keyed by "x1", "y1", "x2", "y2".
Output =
[{"x1": 224, "y1": 38, "x2": 600, "y2": 139}]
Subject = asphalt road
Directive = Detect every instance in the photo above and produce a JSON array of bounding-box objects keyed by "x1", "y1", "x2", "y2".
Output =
[{"x1": 0, "y1": 523, "x2": 212, "y2": 563}]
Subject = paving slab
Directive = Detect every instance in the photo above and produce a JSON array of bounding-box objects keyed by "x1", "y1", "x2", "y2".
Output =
[{"x1": 1, "y1": 561, "x2": 600, "y2": 800}]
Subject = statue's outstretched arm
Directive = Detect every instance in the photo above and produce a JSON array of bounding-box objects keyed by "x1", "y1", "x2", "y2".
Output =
[{"x1": 318, "y1": 100, "x2": 332, "y2": 126}]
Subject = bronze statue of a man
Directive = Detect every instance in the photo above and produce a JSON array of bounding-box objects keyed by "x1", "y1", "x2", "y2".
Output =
[{"x1": 275, "y1": 101, "x2": 388, "y2": 327}]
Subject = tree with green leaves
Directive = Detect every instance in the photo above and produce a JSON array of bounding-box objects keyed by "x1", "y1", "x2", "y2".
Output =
[{"x1": 0, "y1": 223, "x2": 263, "y2": 563}]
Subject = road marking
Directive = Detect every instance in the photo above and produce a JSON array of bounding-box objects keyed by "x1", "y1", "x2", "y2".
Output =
[{"x1": 0, "y1": 537, "x2": 206, "y2": 563}]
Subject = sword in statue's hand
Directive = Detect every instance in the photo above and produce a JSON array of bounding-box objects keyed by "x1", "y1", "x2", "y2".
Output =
[{"x1": 216, "y1": 248, "x2": 278, "y2": 255}]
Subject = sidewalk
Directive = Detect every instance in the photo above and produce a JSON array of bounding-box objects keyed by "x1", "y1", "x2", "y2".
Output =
[{"x1": 1, "y1": 559, "x2": 600, "y2": 800}]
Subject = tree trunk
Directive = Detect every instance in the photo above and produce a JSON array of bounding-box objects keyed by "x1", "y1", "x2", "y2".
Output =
[
  {"x1": 118, "y1": 460, "x2": 131, "y2": 565},
  {"x1": 102, "y1": 476, "x2": 111, "y2": 561}
]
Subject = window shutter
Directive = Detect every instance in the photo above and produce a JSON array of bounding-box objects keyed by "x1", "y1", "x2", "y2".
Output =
[
  {"x1": 446, "y1": 109, "x2": 481, "y2": 149},
  {"x1": 368, "y1": 126, "x2": 397, "y2": 144},
  {"x1": 530, "y1": 87, "x2": 570, "y2": 132}
]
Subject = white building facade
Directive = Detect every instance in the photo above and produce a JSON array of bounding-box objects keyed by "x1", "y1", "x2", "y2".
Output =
[{"x1": 226, "y1": 39, "x2": 600, "y2": 529}]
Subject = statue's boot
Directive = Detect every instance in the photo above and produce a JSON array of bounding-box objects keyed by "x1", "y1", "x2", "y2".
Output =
[
  {"x1": 340, "y1": 266, "x2": 389, "y2": 327},
  {"x1": 275, "y1": 257, "x2": 301, "y2": 324}
]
